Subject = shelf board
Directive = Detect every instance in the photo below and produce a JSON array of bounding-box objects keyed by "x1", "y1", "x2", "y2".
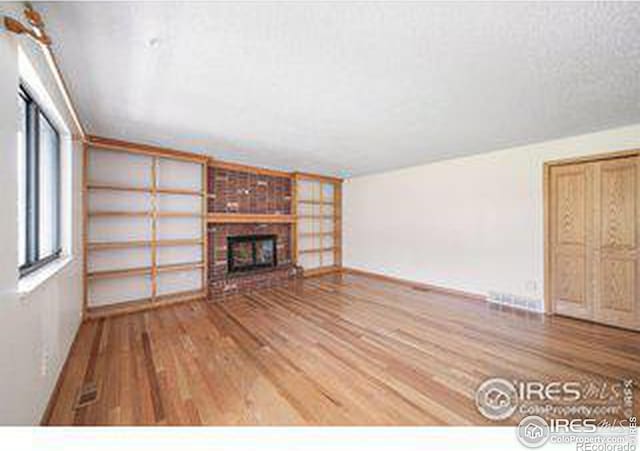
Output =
[
  {"x1": 88, "y1": 239, "x2": 202, "y2": 251},
  {"x1": 87, "y1": 183, "x2": 151, "y2": 193},
  {"x1": 297, "y1": 199, "x2": 334, "y2": 205},
  {"x1": 157, "y1": 211, "x2": 203, "y2": 218},
  {"x1": 89, "y1": 211, "x2": 151, "y2": 217},
  {"x1": 88, "y1": 262, "x2": 203, "y2": 279},
  {"x1": 207, "y1": 213, "x2": 295, "y2": 224},
  {"x1": 297, "y1": 215, "x2": 338, "y2": 219},
  {"x1": 298, "y1": 232, "x2": 334, "y2": 238},
  {"x1": 86, "y1": 289, "x2": 206, "y2": 320},
  {"x1": 89, "y1": 211, "x2": 203, "y2": 218},
  {"x1": 157, "y1": 262, "x2": 204, "y2": 274},
  {"x1": 88, "y1": 240, "x2": 151, "y2": 251},
  {"x1": 157, "y1": 188, "x2": 203, "y2": 196},
  {"x1": 298, "y1": 247, "x2": 336, "y2": 255},
  {"x1": 87, "y1": 184, "x2": 202, "y2": 196},
  {"x1": 88, "y1": 266, "x2": 152, "y2": 279},
  {"x1": 156, "y1": 239, "x2": 203, "y2": 247}
]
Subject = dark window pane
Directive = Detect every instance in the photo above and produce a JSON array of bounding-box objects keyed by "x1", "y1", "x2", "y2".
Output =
[
  {"x1": 18, "y1": 85, "x2": 61, "y2": 277},
  {"x1": 38, "y1": 112, "x2": 59, "y2": 258},
  {"x1": 17, "y1": 95, "x2": 27, "y2": 268}
]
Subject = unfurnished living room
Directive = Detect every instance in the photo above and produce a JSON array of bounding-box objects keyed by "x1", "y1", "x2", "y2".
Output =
[{"x1": 0, "y1": 1, "x2": 639, "y2": 450}]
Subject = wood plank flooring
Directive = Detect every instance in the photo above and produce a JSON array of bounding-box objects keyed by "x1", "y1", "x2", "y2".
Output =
[{"x1": 46, "y1": 273, "x2": 640, "y2": 425}]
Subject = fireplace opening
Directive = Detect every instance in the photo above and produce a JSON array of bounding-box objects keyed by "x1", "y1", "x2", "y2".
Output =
[{"x1": 227, "y1": 234, "x2": 277, "y2": 273}]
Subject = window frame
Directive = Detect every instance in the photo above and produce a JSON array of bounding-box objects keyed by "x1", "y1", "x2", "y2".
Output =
[{"x1": 18, "y1": 84, "x2": 62, "y2": 278}]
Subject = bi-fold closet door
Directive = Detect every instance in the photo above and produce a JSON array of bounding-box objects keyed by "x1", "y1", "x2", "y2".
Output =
[
  {"x1": 86, "y1": 145, "x2": 206, "y2": 314},
  {"x1": 550, "y1": 155, "x2": 639, "y2": 331}
]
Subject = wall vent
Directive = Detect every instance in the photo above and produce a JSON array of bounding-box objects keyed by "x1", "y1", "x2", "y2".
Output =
[{"x1": 487, "y1": 291, "x2": 543, "y2": 313}]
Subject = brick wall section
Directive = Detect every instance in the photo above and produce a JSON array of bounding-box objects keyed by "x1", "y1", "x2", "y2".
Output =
[{"x1": 208, "y1": 166, "x2": 292, "y2": 214}]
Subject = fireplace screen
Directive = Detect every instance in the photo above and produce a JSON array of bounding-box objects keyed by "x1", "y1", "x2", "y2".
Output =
[{"x1": 227, "y1": 234, "x2": 277, "y2": 273}]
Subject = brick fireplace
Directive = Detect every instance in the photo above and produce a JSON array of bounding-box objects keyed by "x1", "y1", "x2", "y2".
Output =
[{"x1": 207, "y1": 164, "x2": 301, "y2": 297}]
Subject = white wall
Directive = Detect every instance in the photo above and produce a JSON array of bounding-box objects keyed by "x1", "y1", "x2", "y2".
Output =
[
  {"x1": 344, "y1": 124, "x2": 640, "y2": 304},
  {"x1": 0, "y1": 3, "x2": 83, "y2": 424}
]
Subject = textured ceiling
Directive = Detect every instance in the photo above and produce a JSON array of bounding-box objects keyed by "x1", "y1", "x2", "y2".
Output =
[{"x1": 38, "y1": 2, "x2": 640, "y2": 177}]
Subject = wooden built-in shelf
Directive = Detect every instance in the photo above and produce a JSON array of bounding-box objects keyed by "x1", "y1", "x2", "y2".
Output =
[
  {"x1": 157, "y1": 188, "x2": 203, "y2": 196},
  {"x1": 88, "y1": 266, "x2": 152, "y2": 280},
  {"x1": 88, "y1": 262, "x2": 204, "y2": 280},
  {"x1": 88, "y1": 183, "x2": 151, "y2": 193},
  {"x1": 299, "y1": 232, "x2": 334, "y2": 238},
  {"x1": 297, "y1": 214, "x2": 339, "y2": 219},
  {"x1": 89, "y1": 211, "x2": 150, "y2": 218},
  {"x1": 84, "y1": 137, "x2": 209, "y2": 322},
  {"x1": 89, "y1": 211, "x2": 203, "y2": 218},
  {"x1": 297, "y1": 199, "x2": 334, "y2": 205},
  {"x1": 88, "y1": 183, "x2": 203, "y2": 196},
  {"x1": 88, "y1": 239, "x2": 202, "y2": 251},
  {"x1": 298, "y1": 247, "x2": 336, "y2": 255},
  {"x1": 157, "y1": 262, "x2": 205, "y2": 274},
  {"x1": 292, "y1": 172, "x2": 342, "y2": 274},
  {"x1": 157, "y1": 211, "x2": 203, "y2": 218},
  {"x1": 85, "y1": 288, "x2": 206, "y2": 320},
  {"x1": 207, "y1": 213, "x2": 295, "y2": 224}
]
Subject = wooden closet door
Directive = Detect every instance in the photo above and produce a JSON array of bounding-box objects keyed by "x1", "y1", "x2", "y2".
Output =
[
  {"x1": 593, "y1": 156, "x2": 639, "y2": 330},
  {"x1": 550, "y1": 163, "x2": 595, "y2": 320}
]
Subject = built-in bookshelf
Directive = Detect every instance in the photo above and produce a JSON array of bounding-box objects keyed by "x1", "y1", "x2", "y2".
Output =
[
  {"x1": 293, "y1": 173, "x2": 342, "y2": 275},
  {"x1": 83, "y1": 136, "x2": 209, "y2": 319}
]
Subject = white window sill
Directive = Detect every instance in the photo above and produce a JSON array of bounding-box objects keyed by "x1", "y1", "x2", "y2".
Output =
[{"x1": 18, "y1": 256, "x2": 73, "y2": 297}]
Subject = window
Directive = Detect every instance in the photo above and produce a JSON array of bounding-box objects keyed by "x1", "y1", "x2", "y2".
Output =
[{"x1": 18, "y1": 85, "x2": 61, "y2": 277}]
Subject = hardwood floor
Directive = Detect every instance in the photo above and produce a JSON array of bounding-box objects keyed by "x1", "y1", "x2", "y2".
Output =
[{"x1": 46, "y1": 273, "x2": 640, "y2": 425}]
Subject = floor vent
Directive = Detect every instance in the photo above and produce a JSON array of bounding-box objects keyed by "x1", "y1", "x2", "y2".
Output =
[
  {"x1": 74, "y1": 382, "x2": 98, "y2": 410},
  {"x1": 412, "y1": 285, "x2": 432, "y2": 293},
  {"x1": 487, "y1": 291, "x2": 543, "y2": 312}
]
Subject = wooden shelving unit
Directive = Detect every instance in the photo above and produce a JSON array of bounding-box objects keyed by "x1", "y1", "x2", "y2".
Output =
[
  {"x1": 84, "y1": 136, "x2": 209, "y2": 319},
  {"x1": 293, "y1": 173, "x2": 342, "y2": 274}
]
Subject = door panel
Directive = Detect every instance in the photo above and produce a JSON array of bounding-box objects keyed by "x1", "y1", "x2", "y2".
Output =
[
  {"x1": 550, "y1": 164, "x2": 593, "y2": 319},
  {"x1": 555, "y1": 253, "x2": 586, "y2": 305},
  {"x1": 601, "y1": 257, "x2": 634, "y2": 312},
  {"x1": 593, "y1": 157, "x2": 639, "y2": 329}
]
